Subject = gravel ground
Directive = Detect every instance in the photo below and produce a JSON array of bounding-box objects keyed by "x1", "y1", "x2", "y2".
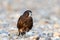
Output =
[{"x1": 0, "y1": 0, "x2": 60, "y2": 40}]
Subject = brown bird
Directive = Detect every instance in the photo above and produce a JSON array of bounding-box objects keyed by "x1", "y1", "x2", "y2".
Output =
[{"x1": 17, "y1": 10, "x2": 33, "y2": 36}]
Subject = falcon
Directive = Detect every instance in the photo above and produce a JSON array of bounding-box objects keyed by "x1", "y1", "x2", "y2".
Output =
[{"x1": 17, "y1": 10, "x2": 33, "y2": 36}]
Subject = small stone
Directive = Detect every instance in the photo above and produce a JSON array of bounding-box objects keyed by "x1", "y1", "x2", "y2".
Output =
[
  {"x1": 45, "y1": 37, "x2": 52, "y2": 40},
  {"x1": 47, "y1": 33, "x2": 53, "y2": 37},
  {"x1": 30, "y1": 35, "x2": 39, "y2": 40},
  {"x1": 53, "y1": 23, "x2": 60, "y2": 29},
  {"x1": 53, "y1": 32, "x2": 60, "y2": 37}
]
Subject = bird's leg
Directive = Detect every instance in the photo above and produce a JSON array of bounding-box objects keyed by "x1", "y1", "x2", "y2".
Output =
[
  {"x1": 16, "y1": 29, "x2": 21, "y2": 39},
  {"x1": 24, "y1": 31, "x2": 27, "y2": 38},
  {"x1": 18, "y1": 29, "x2": 20, "y2": 36},
  {"x1": 18, "y1": 32, "x2": 20, "y2": 36},
  {"x1": 17, "y1": 29, "x2": 23, "y2": 39},
  {"x1": 21, "y1": 32, "x2": 25, "y2": 36},
  {"x1": 21, "y1": 32, "x2": 25, "y2": 38}
]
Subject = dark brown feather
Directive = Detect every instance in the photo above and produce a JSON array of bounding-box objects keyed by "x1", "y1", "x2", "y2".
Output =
[{"x1": 17, "y1": 10, "x2": 33, "y2": 36}]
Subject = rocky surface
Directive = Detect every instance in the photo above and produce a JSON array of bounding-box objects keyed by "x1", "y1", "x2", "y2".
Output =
[{"x1": 0, "y1": 0, "x2": 60, "y2": 40}]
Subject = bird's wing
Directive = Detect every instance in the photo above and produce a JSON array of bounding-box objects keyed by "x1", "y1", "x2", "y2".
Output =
[
  {"x1": 17, "y1": 16, "x2": 24, "y2": 28},
  {"x1": 23, "y1": 17, "x2": 33, "y2": 30},
  {"x1": 17, "y1": 15, "x2": 28, "y2": 28}
]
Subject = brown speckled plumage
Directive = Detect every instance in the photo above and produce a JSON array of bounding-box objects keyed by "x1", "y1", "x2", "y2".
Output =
[{"x1": 17, "y1": 10, "x2": 33, "y2": 36}]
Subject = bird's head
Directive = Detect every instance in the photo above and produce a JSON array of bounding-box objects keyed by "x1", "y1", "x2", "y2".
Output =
[{"x1": 23, "y1": 10, "x2": 32, "y2": 17}]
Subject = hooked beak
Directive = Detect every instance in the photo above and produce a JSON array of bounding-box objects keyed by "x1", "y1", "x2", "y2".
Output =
[{"x1": 29, "y1": 11, "x2": 32, "y2": 17}]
